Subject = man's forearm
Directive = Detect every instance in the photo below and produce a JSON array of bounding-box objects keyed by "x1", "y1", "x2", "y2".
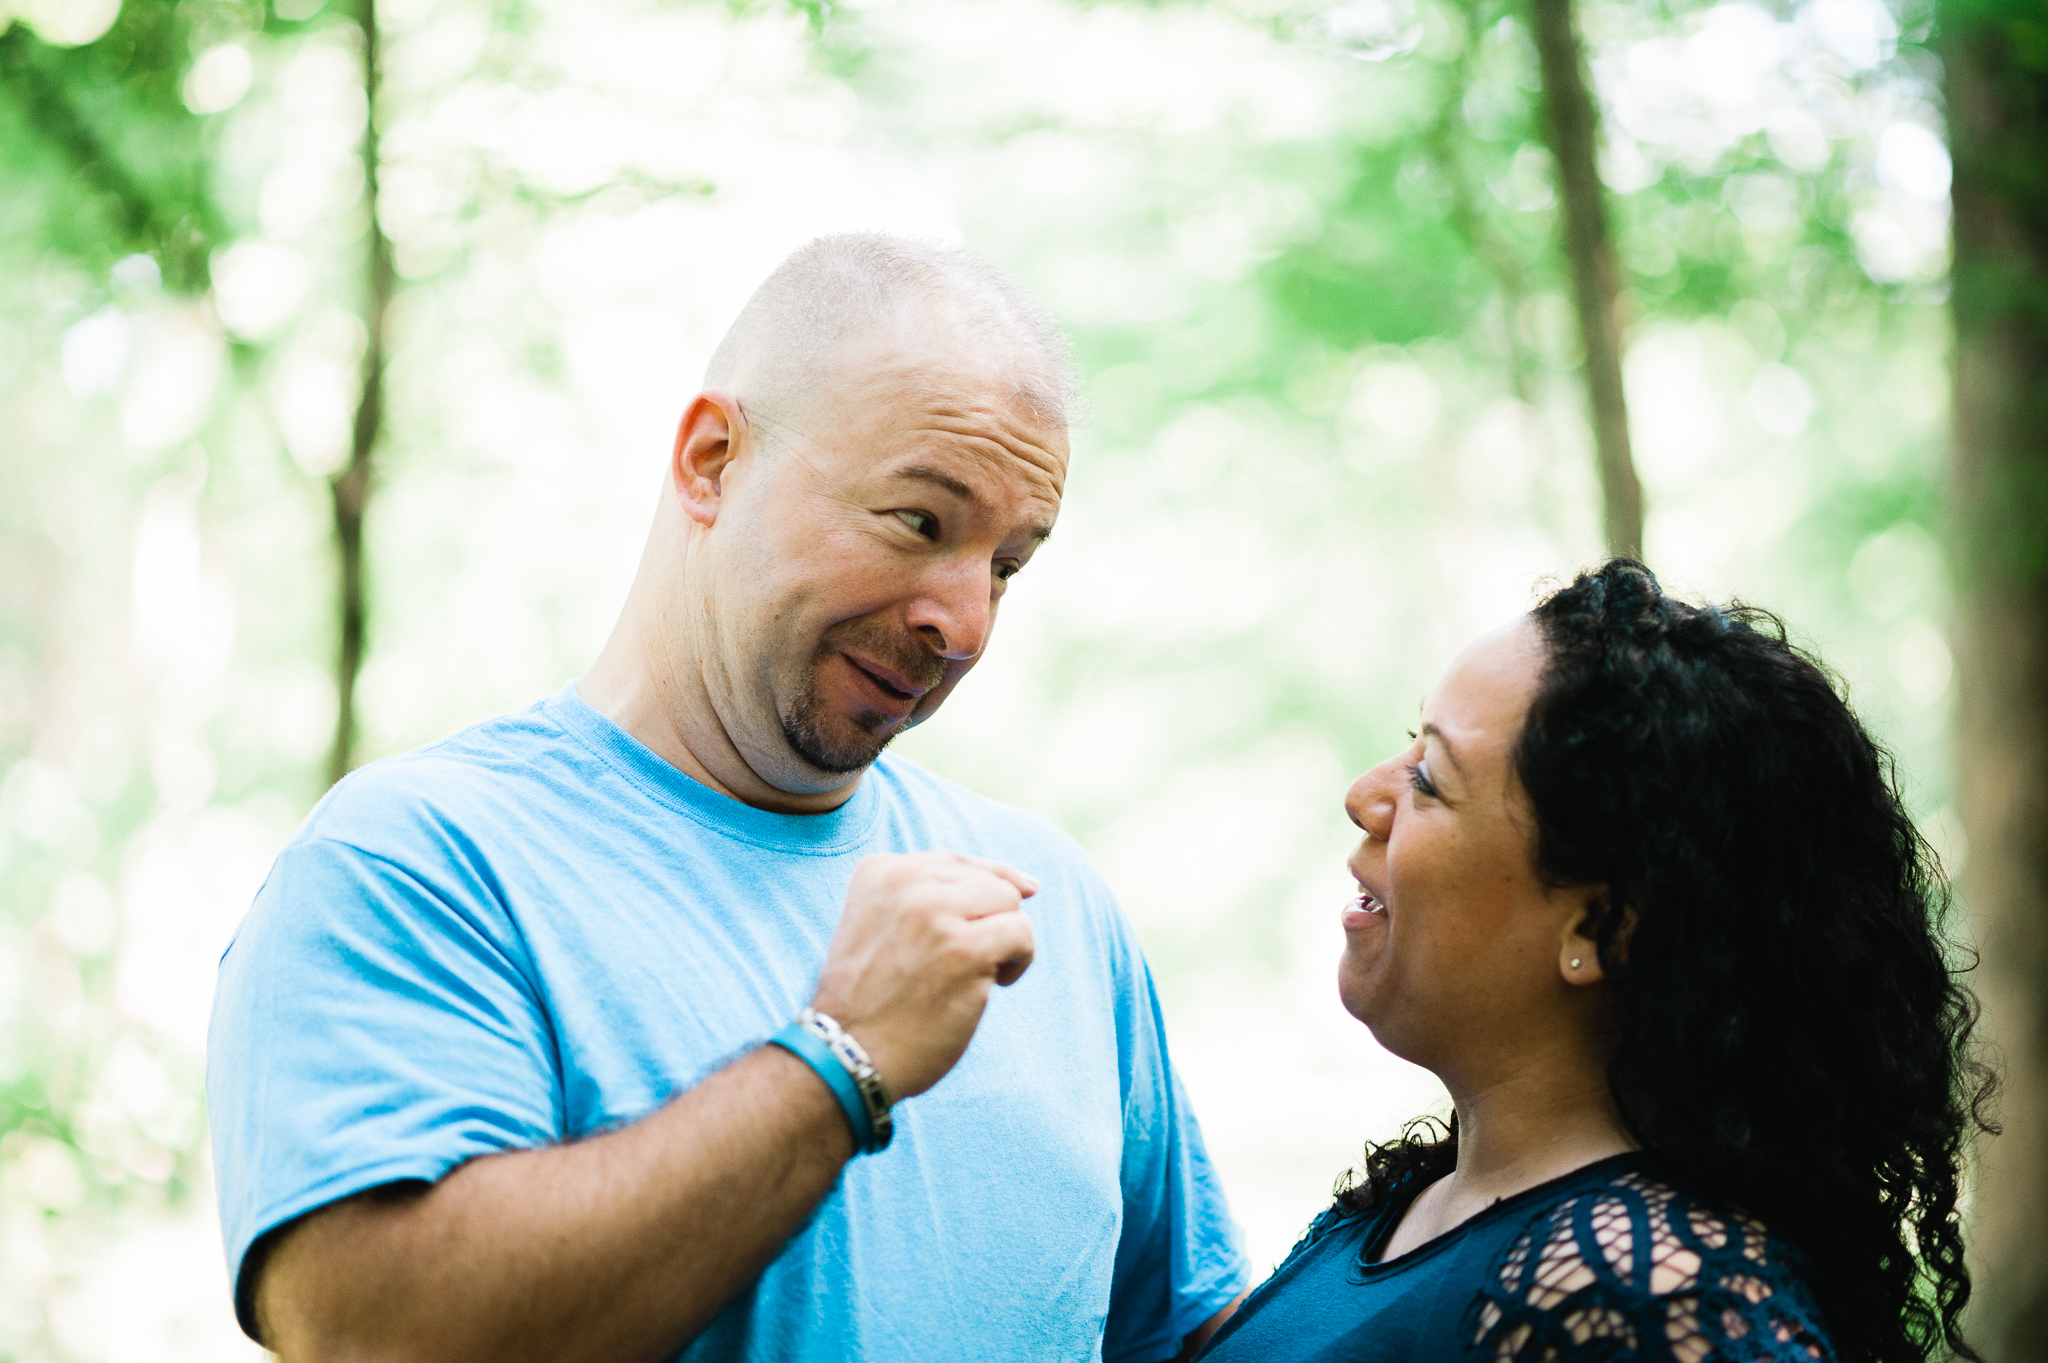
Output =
[
  {"x1": 259, "y1": 1045, "x2": 854, "y2": 1363},
  {"x1": 1172, "y1": 1294, "x2": 1246, "y2": 1361}
]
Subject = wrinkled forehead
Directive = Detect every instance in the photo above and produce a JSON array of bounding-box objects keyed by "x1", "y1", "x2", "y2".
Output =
[
  {"x1": 767, "y1": 329, "x2": 1070, "y2": 491},
  {"x1": 815, "y1": 307, "x2": 1064, "y2": 418},
  {"x1": 841, "y1": 349, "x2": 1066, "y2": 439}
]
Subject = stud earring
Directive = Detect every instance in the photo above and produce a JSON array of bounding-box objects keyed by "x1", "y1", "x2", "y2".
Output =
[{"x1": 1569, "y1": 957, "x2": 1583, "y2": 969}]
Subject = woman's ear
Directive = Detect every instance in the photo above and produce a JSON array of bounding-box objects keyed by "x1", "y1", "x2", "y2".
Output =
[{"x1": 1559, "y1": 887, "x2": 1612, "y2": 985}]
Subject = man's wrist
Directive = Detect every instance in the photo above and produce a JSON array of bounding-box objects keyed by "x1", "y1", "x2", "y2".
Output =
[{"x1": 768, "y1": 1009, "x2": 894, "y2": 1154}]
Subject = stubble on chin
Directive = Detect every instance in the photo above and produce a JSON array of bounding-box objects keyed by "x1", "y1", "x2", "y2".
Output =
[
  {"x1": 778, "y1": 685, "x2": 897, "y2": 775},
  {"x1": 777, "y1": 620, "x2": 944, "y2": 774}
]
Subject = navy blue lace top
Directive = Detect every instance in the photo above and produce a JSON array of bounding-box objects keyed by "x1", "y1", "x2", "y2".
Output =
[{"x1": 1198, "y1": 1153, "x2": 1837, "y2": 1362}]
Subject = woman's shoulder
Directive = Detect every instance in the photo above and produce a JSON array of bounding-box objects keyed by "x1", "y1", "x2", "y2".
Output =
[
  {"x1": 1468, "y1": 1161, "x2": 1838, "y2": 1363},
  {"x1": 1274, "y1": 1197, "x2": 1385, "y2": 1272}
]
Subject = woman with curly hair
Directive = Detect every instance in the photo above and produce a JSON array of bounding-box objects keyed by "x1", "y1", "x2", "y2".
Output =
[{"x1": 1198, "y1": 560, "x2": 1992, "y2": 1363}]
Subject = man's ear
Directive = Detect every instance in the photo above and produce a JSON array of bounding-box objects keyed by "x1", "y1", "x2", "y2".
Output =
[
  {"x1": 1559, "y1": 886, "x2": 1614, "y2": 985},
  {"x1": 671, "y1": 391, "x2": 746, "y2": 528}
]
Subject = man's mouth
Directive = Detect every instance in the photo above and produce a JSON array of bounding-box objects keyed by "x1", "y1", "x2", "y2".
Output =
[{"x1": 844, "y1": 653, "x2": 931, "y2": 702}]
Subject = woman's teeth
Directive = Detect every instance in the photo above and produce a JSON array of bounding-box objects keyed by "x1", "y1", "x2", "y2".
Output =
[{"x1": 1354, "y1": 893, "x2": 1384, "y2": 915}]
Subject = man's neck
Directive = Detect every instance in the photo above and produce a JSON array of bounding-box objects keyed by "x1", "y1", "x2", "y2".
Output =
[{"x1": 578, "y1": 609, "x2": 862, "y2": 817}]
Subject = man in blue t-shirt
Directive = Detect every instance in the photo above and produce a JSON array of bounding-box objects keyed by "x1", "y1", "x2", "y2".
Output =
[{"x1": 207, "y1": 234, "x2": 1248, "y2": 1362}]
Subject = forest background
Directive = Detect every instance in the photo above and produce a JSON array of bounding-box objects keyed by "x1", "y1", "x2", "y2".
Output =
[{"x1": 3, "y1": 0, "x2": 2045, "y2": 1358}]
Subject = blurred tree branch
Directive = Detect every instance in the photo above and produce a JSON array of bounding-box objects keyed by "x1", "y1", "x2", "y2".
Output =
[
  {"x1": 492, "y1": 168, "x2": 719, "y2": 212},
  {"x1": 1527, "y1": 0, "x2": 1643, "y2": 562},
  {"x1": 1947, "y1": 0, "x2": 2048, "y2": 1354},
  {"x1": 328, "y1": 0, "x2": 395, "y2": 786},
  {"x1": 1424, "y1": 7, "x2": 1549, "y2": 455}
]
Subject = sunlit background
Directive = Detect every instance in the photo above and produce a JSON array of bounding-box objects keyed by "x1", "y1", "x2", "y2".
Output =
[{"x1": 0, "y1": 0, "x2": 1959, "y2": 1355}]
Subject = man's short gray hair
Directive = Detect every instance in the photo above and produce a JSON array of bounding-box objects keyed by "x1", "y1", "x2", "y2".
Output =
[{"x1": 705, "y1": 233, "x2": 1079, "y2": 433}]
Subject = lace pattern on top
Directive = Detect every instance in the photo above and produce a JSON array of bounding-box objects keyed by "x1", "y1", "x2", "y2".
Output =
[{"x1": 1465, "y1": 1169, "x2": 1835, "y2": 1362}]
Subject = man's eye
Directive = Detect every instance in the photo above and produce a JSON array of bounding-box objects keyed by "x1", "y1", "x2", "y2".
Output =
[
  {"x1": 995, "y1": 561, "x2": 1021, "y2": 583},
  {"x1": 893, "y1": 510, "x2": 937, "y2": 538}
]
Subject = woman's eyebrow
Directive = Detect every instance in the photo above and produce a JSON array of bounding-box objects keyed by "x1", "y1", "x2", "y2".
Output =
[{"x1": 1420, "y1": 722, "x2": 1465, "y2": 774}]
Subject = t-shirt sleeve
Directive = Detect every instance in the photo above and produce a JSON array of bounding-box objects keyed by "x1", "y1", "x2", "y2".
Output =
[
  {"x1": 206, "y1": 833, "x2": 563, "y2": 1337},
  {"x1": 1101, "y1": 923, "x2": 1250, "y2": 1363}
]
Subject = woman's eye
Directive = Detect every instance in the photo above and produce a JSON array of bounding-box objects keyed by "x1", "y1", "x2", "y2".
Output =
[
  {"x1": 995, "y1": 561, "x2": 1020, "y2": 583},
  {"x1": 1405, "y1": 759, "x2": 1439, "y2": 798},
  {"x1": 893, "y1": 510, "x2": 937, "y2": 538}
]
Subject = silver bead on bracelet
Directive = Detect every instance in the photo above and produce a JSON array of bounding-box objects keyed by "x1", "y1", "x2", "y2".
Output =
[{"x1": 797, "y1": 1007, "x2": 894, "y2": 1152}]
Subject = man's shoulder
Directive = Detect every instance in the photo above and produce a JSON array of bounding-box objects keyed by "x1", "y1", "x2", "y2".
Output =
[
  {"x1": 867, "y1": 754, "x2": 1116, "y2": 902},
  {"x1": 871, "y1": 753, "x2": 1085, "y2": 852},
  {"x1": 298, "y1": 697, "x2": 586, "y2": 855}
]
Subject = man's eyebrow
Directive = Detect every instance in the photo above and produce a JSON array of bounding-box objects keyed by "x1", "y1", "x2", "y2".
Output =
[
  {"x1": 890, "y1": 463, "x2": 1055, "y2": 543},
  {"x1": 1420, "y1": 722, "x2": 1464, "y2": 773},
  {"x1": 893, "y1": 463, "x2": 978, "y2": 502}
]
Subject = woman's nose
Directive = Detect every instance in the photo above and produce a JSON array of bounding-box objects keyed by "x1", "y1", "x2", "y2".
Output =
[{"x1": 1344, "y1": 761, "x2": 1400, "y2": 841}]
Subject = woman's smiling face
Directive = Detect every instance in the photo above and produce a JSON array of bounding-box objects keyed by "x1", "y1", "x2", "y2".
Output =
[{"x1": 1339, "y1": 621, "x2": 1600, "y2": 1075}]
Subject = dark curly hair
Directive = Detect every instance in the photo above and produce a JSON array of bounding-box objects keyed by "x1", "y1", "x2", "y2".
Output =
[{"x1": 1334, "y1": 559, "x2": 1994, "y2": 1363}]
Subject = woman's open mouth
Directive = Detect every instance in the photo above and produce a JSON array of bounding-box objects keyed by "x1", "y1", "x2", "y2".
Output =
[{"x1": 1341, "y1": 892, "x2": 1386, "y2": 929}]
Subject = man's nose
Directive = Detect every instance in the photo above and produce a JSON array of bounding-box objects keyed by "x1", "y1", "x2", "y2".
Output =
[
  {"x1": 1344, "y1": 760, "x2": 1401, "y2": 841},
  {"x1": 906, "y1": 559, "x2": 994, "y2": 661}
]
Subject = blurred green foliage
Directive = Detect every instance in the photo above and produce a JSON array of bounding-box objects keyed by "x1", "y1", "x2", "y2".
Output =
[
  {"x1": 0, "y1": 0, "x2": 1962, "y2": 1353},
  {"x1": 0, "y1": 3, "x2": 222, "y2": 288},
  {"x1": 843, "y1": 0, "x2": 1957, "y2": 964}
]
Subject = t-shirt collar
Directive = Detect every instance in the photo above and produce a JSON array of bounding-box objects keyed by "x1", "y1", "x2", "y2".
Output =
[{"x1": 544, "y1": 680, "x2": 882, "y2": 856}]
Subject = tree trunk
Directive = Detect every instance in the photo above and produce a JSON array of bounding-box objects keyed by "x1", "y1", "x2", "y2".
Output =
[
  {"x1": 1947, "y1": 1, "x2": 2048, "y2": 1357},
  {"x1": 1528, "y1": 0, "x2": 1644, "y2": 562},
  {"x1": 327, "y1": 0, "x2": 395, "y2": 788}
]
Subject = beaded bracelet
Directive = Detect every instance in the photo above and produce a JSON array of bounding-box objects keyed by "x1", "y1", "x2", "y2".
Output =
[{"x1": 769, "y1": 1008, "x2": 894, "y2": 1154}]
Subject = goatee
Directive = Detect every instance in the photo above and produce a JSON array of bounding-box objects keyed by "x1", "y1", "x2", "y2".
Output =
[{"x1": 779, "y1": 621, "x2": 946, "y2": 774}]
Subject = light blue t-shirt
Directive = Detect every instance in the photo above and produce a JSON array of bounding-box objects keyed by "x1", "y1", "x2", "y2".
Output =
[{"x1": 207, "y1": 684, "x2": 1246, "y2": 1362}]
